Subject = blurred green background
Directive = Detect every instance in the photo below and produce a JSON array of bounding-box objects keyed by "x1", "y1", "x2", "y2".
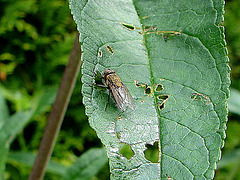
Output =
[{"x1": 0, "y1": 0, "x2": 239, "y2": 179}]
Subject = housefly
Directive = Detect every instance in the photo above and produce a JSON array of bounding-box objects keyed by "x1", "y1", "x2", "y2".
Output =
[{"x1": 93, "y1": 69, "x2": 135, "y2": 111}]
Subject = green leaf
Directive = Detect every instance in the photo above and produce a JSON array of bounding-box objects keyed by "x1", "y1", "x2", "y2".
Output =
[
  {"x1": 0, "y1": 96, "x2": 32, "y2": 175},
  {"x1": 0, "y1": 85, "x2": 31, "y2": 111},
  {"x1": 0, "y1": 90, "x2": 33, "y2": 145},
  {"x1": 217, "y1": 149, "x2": 240, "y2": 169},
  {"x1": 0, "y1": 87, "x2": 57, "y2": 176},
  {"x1": 70, "y1": 0, "x2": 230, "y2": 179},
  {"x1": 0, "y1": 91, "x2": 32, "y2": 175},
  {"x1": 7, "y1": 152, "x2": 67, "y2": 176},
  {"x1": 63, "y1": 148, "x2": 108, "y2": 180},
  {"x1": 0, "y1": 86, "x2": 57, "y2": 144},
  {"x1": 0, "y1": 111, "x2": 32, "y2": 144},
  {"x1": 228, "y1": 88, "x2": 240, "y2": 115},
  {"x1": 31, "y1": 87, "x2": 58, "y2": 116},
  {"x1": 0, "y1": 92, "x2": 9, "y2": 129},
  {"x1": 0, "y1": 137, "x2": 8, "y2": 176},
  {"x1": 216, "y1": 149, "x2": 240, "y2": 179}
]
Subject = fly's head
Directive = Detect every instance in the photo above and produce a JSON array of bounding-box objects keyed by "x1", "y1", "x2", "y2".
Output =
[
  {"x1": 103, "y1": 69, "x2": 115, "y2": 77},
  {"x1": 103, "y1": 69, "x2": 115, "y2": 85}
]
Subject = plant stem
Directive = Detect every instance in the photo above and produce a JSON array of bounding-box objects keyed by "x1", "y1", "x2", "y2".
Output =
[{"x1": 28, "y1": 32, "x2": 81, "y2": 180}]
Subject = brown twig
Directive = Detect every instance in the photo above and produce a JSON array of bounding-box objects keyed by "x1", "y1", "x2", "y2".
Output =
[{"x1": 28, "y1": 32, "x2": 81, "y2": 180}]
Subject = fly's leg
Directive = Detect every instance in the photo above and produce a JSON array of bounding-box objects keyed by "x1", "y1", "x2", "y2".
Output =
[
  {"x1": 105, "y1": 90, "x2": 111, "y2": 111},
  {"x1": 85, "y1": 71, "x2": 105, "y2": 88},
  {"x1": 93, "y1": 84, "x2": 107, "y2": 88},
  {"x1": 85, "y1": 83, "x2": 107, "y2": 89},
  {"x1": 94, "y1": 71, "x2": 103, "y2": 79}
]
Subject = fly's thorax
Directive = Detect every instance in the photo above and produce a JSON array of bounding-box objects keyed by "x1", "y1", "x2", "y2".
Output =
[
  {"x1": 103, "y1": 69, "x2": 122, "y2": 87},
  {"x1": 107, "y1": 73, "x2": 122, "y2": 87},
  {"x1": 97, "y1": 69, "x2": 135, "y2": 111}
]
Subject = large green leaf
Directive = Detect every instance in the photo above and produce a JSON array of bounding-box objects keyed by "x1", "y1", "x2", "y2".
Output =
[
  {"x1": 0, "y1": 87, "x2": 57, "y2": 176},
  {"x1": 7, "y1": 152, "x2": 67, "y2": 176},
  {"x1": 69, "y1": 0, "x2": 230, "y2": 179},
  {"x1": 0, "y1": 110, "x2": 32, "y2": 175},
  {"x1": 63, "y1": 148, "x2": 108, "y2": 180},
  {"x1": 228, "y1": 88, "x2": 240, "y2": 116},
  {"x1": 0, "y1": 91, "x2": 32, "y2": 174},
  {"x1": 0, "y1": 90, "x2": 9, "y2": 129}
]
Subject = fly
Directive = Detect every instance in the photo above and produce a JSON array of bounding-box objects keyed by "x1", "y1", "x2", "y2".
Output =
[{"x1": 93, "y1": 69, "x2": 135, "y2": 111}]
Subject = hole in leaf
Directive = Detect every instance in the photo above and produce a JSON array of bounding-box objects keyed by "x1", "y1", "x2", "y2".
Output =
[
  {"x1": 155, "y1": 84, "x2": 163, "y2": 92},
  {"x1": 158, "y1": 102, "x2": 165, "y2": 110},
  {"x1": 191, "y1": 93, "x2": 198, "y2": 100},
  {"x1": 191, "y1": 92, "x2": 208, "y2": 100},
  {"x1": 144, "y1": 84, "x2": 151, "y2": 94},
  {"x1": 143, "y1": 25, "x2": 157, "y2": 32},
  {"x1": 120, "y1": 143, "x2": 134, "y2": 160},
  {"x1": 191, "y1": 92, "x2": 211, "y2": 104},
  {"x1": 98, "y1": 50, "x2": 102, "y2": 57},
  {"x1": 157, "y1": 94, "x2": 169, "y2": 100},
  {"x1": 134, "y1": 80, "x2": 145, "y2": 87},
  {"x1": 144, "y1": 142, "x2": 159, "y2": 163},
  {"x1": 121, "y1": 23, "x2": 135, "y2": 30},
  {"x1": 116, "y1": 132, "x2": 121, "y2": 140},
  {"x1": 135, "y1": 80, "x2": 152, "y2": 95},
  {"x1": 163, "y1": 34, "x2": 169, "y2": 42},
  {"x1": 176, "y1": 32, "x2": 181, "y2": 36},
  {"x1": 140, "y1": 100, "x2": 145, "y2": 103},
  {"x1": 165, "y1": 174, "x2": 173, "y2": 180},
  {"x1": 155, "y1": 30, "x2": 182, "y2": 42},
  {"x1": 157, "y1": 95, "x2": 169, "y2": 110},
  {"x1": 117, "y1": 116, "x2": 122, "y2": 120},
  {"x1": 106, "y1": 45, "x2": 114, "y2": 54}
]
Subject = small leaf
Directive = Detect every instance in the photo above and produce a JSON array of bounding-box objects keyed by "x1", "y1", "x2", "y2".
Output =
[{"x1": 70, "y1": 0, "x2": 230, "y2": 179}]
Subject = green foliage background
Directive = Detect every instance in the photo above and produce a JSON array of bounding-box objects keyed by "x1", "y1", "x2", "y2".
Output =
[{"x1": 0, "y1": 0, "x2": 239, "y2": 179}]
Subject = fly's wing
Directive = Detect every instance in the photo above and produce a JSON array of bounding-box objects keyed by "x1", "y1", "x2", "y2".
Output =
[
  {"x1": 109, "y1": 82, "x2": 135, "y2": 111},
  {"x1": 121, "y1": 83, "x2": 135, "y2": 110}
]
